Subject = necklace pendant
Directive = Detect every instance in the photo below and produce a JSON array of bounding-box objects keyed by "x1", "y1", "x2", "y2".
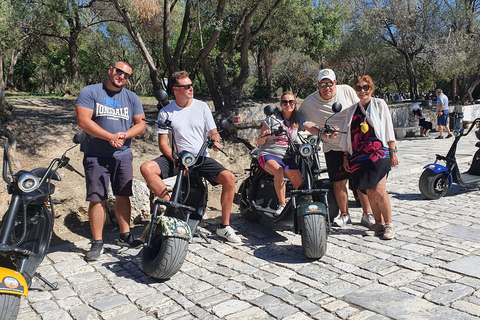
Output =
[{"x1": 361, "y1": 121, "x2": 369, "y2": 133}]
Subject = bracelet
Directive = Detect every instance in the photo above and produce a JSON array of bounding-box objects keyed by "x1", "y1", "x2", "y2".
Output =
[
  {"x1": 389, "y1": 148, "x2": 397, "y2": 153},
  {"x1": 343, "y1": 154, "x2": 349, "y2": 157}
]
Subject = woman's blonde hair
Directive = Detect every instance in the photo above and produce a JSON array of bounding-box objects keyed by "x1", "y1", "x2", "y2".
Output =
[{"x1": 280, "y1": 91, "x2": 299, "y2": 128}]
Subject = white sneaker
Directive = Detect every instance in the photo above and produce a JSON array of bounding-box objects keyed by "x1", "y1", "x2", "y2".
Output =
[
  {"x1": 216, "y1": 226, "x2": 241, "y2": 243},
  {"x1": 333, "y1": 212, "x2": 352, "y2": 227},
  {"x1": 361, "y1": 212, "x2": 375, "y2": 228},
  {"x1": 275, "y1": 203, "x2": 286, "y2": 216}
]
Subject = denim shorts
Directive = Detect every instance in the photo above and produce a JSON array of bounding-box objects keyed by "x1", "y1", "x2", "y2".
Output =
[
  {"x1": 438, "y1": 114, "x2": 448, "y2": 126},
  {"x1": 257, "y1": 154, "x2": 299, "y2": 171},
  {"x1": 83, "y1": 153, "x2": 133, "y2": 202}
]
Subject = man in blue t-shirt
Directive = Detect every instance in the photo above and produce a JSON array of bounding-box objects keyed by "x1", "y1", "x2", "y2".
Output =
[{"x1": 76, "y1": 60, "x2": 145, "y2": 261}]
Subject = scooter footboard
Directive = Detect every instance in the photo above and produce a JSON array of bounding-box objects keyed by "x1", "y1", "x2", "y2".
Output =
[{"x1": 0, "y1": 267, "x2": 28, "y2": 296}]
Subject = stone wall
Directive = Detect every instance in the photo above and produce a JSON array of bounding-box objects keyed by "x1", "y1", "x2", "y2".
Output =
[{"x1": 229, "y1": 100, "x2": 479, "y2": 142}]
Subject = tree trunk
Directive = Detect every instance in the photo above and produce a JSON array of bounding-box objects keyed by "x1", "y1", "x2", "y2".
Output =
[
  {"x1": 112, "y1": 0, "x2": 162, "y2": 92},
  {"x1": 404, "y1": 53, "x2": 419, "y2": 99},
  {"x1": 7, "y1": 49, "x2": 21, "y2": 89}
]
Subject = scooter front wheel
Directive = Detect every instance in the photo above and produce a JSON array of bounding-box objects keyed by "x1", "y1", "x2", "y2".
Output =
[
  {"x1": 419, "y1": 170, "x2": 450, "y2": 200},
  {"x1": 0, "y1": 293, "x2": 20, "y2": 320},
  {"x1": 300, "y1": 214, "x2": 327, "y2": 259},
  {"x1": 141, "y1": 227, "x2": 189, "y2": 280}
]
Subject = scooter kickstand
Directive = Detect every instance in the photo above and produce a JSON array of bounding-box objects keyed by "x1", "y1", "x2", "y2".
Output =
[
  {"x1": 196, "y1": 229, "x2": 211, "y2": 244},
  {"x1": 34, "y1": 272, "x2": 59, "y2": 291}
]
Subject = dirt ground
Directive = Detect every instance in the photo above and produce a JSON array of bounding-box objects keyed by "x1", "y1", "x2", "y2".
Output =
[{"x1": 0, "y1": 97, "x2": 252, "y2": 247}]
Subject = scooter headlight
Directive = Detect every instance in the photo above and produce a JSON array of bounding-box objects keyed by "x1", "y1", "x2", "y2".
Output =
[
  {"x1": 306, "y1": 135, "x2": 318, "y2": 146},
  {"x1": 299, "y1": 144, "x2": 313, "y2": 157},
  {"x1": 181, "y1": 152, "x2": 196, "y2": 168},
  {"x1": 18, "y1": 173, "x2": 40, "y2": 193}
]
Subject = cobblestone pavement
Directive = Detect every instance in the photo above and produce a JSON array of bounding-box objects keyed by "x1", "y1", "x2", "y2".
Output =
[{"x1": 16, "y1": 133, "x2": 480, "y2": 320}]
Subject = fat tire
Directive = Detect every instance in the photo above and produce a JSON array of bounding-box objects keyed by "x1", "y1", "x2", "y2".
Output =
[
  {"x1": 141, "y1": 227, "x2": 189, "y2": 280},
  {"x1": 0, "y1": 293, "x2": 20, "y2": 320},
  {"x1": 239, "y1": 179, "x2": 262, "y2": 222},
  {"x1": 300, "y1": 214, "x2": 327, "y2": 259},
  {"x1": 419, "y1": 170, "x2": 450, "y2": 200}
]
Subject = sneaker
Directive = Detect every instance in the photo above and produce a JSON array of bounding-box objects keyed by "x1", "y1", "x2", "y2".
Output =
[
  {"x1": 361, "y1": 212, "x2": 375, "y2": 228},
  {"x1": 333, "y1": 212, "x2": 352, "y2": 227},
  {"x1": 383, "y1": 223, "x2": 395, "y2": 240},
  {"x1": 446, "y1": 134, "x2": 452, "y2": 139},
  {"x1": 115, "y1": 232, "x2": 144, "y2": 248},
  {"x1": 364, "y1": 223, "x2": 384, "y2": 236},
  {"x1": 216, "y1": 225, "x2": 241, "y2": 243},
  {"x1": 435, "y1": 136, "x2": 443, "y2": 139},
  {"x1": 421, "y1": 133, "x2": 426, "y2": 137},
  {"x1": 275, "y1": 203, "x2": 286, "y2": 217},
  {"x1": 85, "y1": 240, "x2": 104, "y2": 261}
]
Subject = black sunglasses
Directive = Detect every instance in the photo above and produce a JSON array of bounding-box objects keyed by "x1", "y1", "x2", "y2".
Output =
[
  {"x1": 174, "y1": 84, "x2": 194, "y2": 90},
  {"x1": 355, "y1": 85, "x2": 371, "y2": 92},
  {"x1": 319, "y1": 82, "x2": 334, "y2": 88},
  {"x1": 281, "y1": 100, "x2": 295, "y2": 106},
  {"x1": 114, "y1": 67, "x2": 131, "y2": 79}
]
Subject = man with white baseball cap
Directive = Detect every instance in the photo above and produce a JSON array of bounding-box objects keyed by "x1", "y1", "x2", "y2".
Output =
[{"x1": 299, "y1": 68, "x2": 373, "y2": 228}]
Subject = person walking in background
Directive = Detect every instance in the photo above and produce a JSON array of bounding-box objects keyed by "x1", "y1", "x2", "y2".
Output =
[
  {"x1": 340, "y1": 75, "x2": 399, "y2": 240},
  {"x1": 140, "y1": 71, "x2": 241, "y2": 243},
  {"x1": 76, "y1": 60, "x2": 146, "y2": 261},
  {"x1": 298, "y1": 69, "x2": 374, "y2": 228},
  {"x1": 257, "y1": 91, "x2": 337, "y2": 216},
  {"x1": 435, "y1": 89, "x2": 452, "y2": 139},
  {"x1": 411, "y1": 104, "x2": 432, "y2": 137}
]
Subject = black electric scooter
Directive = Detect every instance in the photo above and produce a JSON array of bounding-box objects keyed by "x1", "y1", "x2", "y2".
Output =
[
  {"x1": 419, "y1": 117, "x2": 480, "y2": 199},
  {"x1": 238, "y1": 103, "x2": 342, "y2": 259}
]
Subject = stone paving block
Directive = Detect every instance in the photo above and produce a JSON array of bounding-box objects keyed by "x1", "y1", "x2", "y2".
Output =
[
  {"x1": 443, "y1": 256, "x2": 480, "y2": 279},
  {"x1": 451, "y1": 300, "x2": 480, "y2": 317},
  {"x1": 218, "y1": 280, "x2": 247, "y2": 294},
  {"x1": 399, "y1": 286, "x2": 424, "y2": 297},
  {"x1": 378, "y1": 268, "x2": 422, "y2": 287},
  {"x1": 282, "y1": 311, "x2": 312, "y2": 320},
  {"x1": 68, "y1": 304, "x2": 99, "y2": 320},
  {"x1": 321, "y1": 299, "x2": 350, "y2": 312},
  {"x1": 321, "y1": 279, "x2": 359, "y2": 298},
  {"x1": 16, "y1": 311, "x2": 42, "y2": 320},
  {"x1": 336, "y1": 306, "x2": 360, "y2": 319},
  {"x1": 424, "y1": 283, "x2": 475, "y2": 305},
  {"x1": 90, "y1": 294, "x2": 131, "y2": 312},
  {"x1": 398, "y1": 259, "x2": 427, "y2": 271},
  {"x1": 152, "y1": 301, "x2": 184, "y2": 318},
  {"x1": 439, "y1": 225, "x2": 480, "y2": 244},
  {"x1": 185, "y1": 287, "x2": 221, "y2": 302},
  {"x1": 339, "y1": 273, "x2": 373, "y2": 287},
  {"x1": 235, "y1": 288, "x2": 264, "y2": 300},
  {"x1": 37, "y1": 308, "x2": 73, "y2": 320},
  {"x1": 457, "y1": 276, "x2": 480, "y2": 290},
  {"x1": 26, "y1": 290, "x2": 53, "y2": 303},
  {"x1": 265, "y1": 302, "x2": 299, "y2": 318},
  {"x1": 99, "y1": 304, "x2": 139, "y2": 319},
  {"x1": 135, "y1": 293, "x2": 171, "y2": 312},
  {"x1": 164, "y1": 290, "x2": 195, "y2": 309},
  {"x1": 296, "y1": 300, "x2": 325, "y2": 316},
  {"x1": 57, "y1": 296, "x2": 84, "y2": 311},
  {"x1": 211, "y1": 299, "x2": 251, "y2": 317},
  {"x1": 107, "y1": 310, "x2": 150, "y2": 320},
  {"x1": 197, "y1": 292, "x2": 233, "y2": 311},
  {"x1": 251, "y1": 294, "x2": 281, "y2": 309}
]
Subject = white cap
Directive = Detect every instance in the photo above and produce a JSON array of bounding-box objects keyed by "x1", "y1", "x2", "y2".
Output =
[
  {"x1": 318, "y1": 69, "x2": 336, "y2": 82},
  {"x1": 412, "y1": 103, "x2": 419, "y2": 110}
]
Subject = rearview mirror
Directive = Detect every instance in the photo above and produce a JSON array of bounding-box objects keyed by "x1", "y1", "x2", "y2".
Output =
[
  {"x1": 73, "y1": 131, "x2": 86, "y2": 144},
  {"x1": 332, "y1": 102, "x2": 342, "y2": 113},
  {"x1": 264, "y1": 105, "x2": 274, "y2": 116},
  {"x1": 155, "y1": 90, "x2": 168, "y2": 102}
]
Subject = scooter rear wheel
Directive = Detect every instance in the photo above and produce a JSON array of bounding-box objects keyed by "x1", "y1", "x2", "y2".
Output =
[
  {"x1": 419, "y1": 170, "x2": 450, "y2": 200},
  {"x1": 0, "y1": 293, "x2": 20, "y2": 320},
  {"x1": 141, "y1": 226, "x2": 189, "y2": 280},
  {"x1": 300, "y1": 214, "x2": 327, "y2": 259}
]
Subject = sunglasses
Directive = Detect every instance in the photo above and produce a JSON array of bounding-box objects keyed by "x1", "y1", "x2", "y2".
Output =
[
  {"x1": 281, "y1": 100, "x2": 295, "y2": 106},
  {"x1": 355, "y1": 85, "x2": 371, "y2": 92},
  {"x1": 114, "y1": 67, "x2": 131, "y2": 79},
  {"x1": 319, "y1": 82, "x2": 334, "y2": 88},
  {"x1": 174, "y1": 84, "x2": 194, "y2": 90}
]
